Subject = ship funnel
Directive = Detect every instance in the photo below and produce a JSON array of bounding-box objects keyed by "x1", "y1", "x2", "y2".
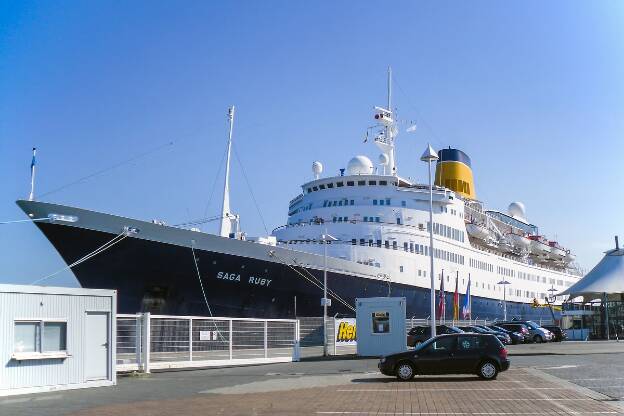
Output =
[{"x1": 434, "y1": 148, "x2": 476, "y2": 199}]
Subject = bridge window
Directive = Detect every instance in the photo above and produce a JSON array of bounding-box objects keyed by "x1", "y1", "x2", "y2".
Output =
[
  {"x1": 379, "y1": 180, "x2": 387, "y2": 185},
  {"x1": 347, "y1": 181, "x2": 354, "y2": 186},
  {"x1": 358, "y1": 180, "x2": 366, "y2": 186},
  {"x1": 336, "y1": 182, "x2": 344, "y2": 187},
  {"x1": 368, "y1": 180, "x2": 377, "y2": 185}
]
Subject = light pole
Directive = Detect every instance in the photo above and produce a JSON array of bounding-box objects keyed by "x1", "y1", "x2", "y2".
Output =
[
  {"x1": 321, "y1": 229, "x2": 337, "y2": 356},
  {"x1": 421, "y1": 144, "x2": 439, "y2": 338},
  {"x1": 497, "y1": 280, "x2": 511, "y2": 321}
]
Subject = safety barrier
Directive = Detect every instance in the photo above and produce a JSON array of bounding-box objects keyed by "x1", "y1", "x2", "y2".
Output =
[{"x1": 116, "y1": 313, "x2": 300, "y2": 373}]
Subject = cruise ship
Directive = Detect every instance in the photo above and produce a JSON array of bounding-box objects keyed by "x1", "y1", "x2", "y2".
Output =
[{"x1": 18, "y1": 70, "x2": 580, "y2": 319}]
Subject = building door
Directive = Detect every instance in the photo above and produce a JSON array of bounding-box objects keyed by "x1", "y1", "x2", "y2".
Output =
[{"x1": 85, "y1": 312, "x2": 109, "y2": 381}]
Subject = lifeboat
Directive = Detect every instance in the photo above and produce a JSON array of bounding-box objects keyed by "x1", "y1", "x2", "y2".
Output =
[
  {"x1": 548, "y1": 241, "x2": 566, "y2": 261},
  {"x1": 528, "y1": 235, "x2": 551, "y2": 259},
  {"x1": 466, "y1": 222, "x2": 490, "y2": 242},
  {"x1": 506, "y1": 232, "x2": 531, "y2": 252},
  {"x1": 563, "y1": 250, "x2": 576, "y2": 264}
]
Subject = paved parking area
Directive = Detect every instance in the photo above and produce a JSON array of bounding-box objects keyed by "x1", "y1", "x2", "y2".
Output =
[{"x1": 2, "y1": 341, "x2": 624, "y2": 416}]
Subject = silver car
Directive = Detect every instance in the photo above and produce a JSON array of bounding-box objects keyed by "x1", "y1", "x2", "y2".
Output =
[{"x1": 521, "y1": 321, "x2": 553, "y2": 343}]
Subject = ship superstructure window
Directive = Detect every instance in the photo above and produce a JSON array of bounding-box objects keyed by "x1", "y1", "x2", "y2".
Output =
[
  {"x1": 327, "y1": 183, "x2": 334, "y2": 188},
  {"x1": 336, "y1": 181, "x2": 344, "y2": 187},
  {"x1": 379, "y1": 180, "x2": 387, "y2": 185},
  {"x1": 369, "y1": 180, "x2": 377, "y2": 185},
  {"x1": 358, "y1": 180, "x2": 366, "y2": 186},
  {"x1": 401, "y1": 201, "x2": 406, "y2": 207},
  {"x1": 426, "y1": 222, "x2": 465, "y2": 243},
  {"x1": 373, "y1": 200, "x2": 377, "y2": 206},
  {"x1": 347, "y1": 181, "x2": 354, "y2": 186},
  {"x1": 319, "y1": 184, "x2": 326, "y2": 190}
]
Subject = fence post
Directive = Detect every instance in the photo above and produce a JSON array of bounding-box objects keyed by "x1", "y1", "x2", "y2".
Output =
[
  {"x1": 189, "y1": 318, "x2": 193, "y2": 362},
  {"x1": 333, "y1": 318, "x2": 337, "y2": 356},
  {"x1": 229, "y1": 319, "x2": 233, "y2": 360},
  {"x1": 142, "y1": 312, "x2": 151, "y2": 373},
  {"x1": 264, "y1": 320, "x2": 268, "y2": 359},
  {"x1": 292, "y1": 319, "x2": 300, "y2": 362},
  {"x1": 135, "y1": 313, "x2": 142, "y2": 370}
]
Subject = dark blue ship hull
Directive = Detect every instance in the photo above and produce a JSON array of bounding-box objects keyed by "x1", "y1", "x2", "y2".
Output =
[{"x1": 35, "y1": 222, "x2": 556, "y2": 321}]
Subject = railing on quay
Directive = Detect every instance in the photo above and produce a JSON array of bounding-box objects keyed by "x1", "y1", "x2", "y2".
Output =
[{"x1": 116, "y1": 313, "x2": 300, "y2": 373}]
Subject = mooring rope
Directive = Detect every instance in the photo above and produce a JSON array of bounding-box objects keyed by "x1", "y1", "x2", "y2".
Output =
[
  {"x1": 31, "y1": 231, "x2": 128, "y2": 285},
  {"x1": 190, "y1": 241, "x2": 227, "y2": 341},
  {"x1": 0, "y1": 217, "x2": 50, "y2": 225}
]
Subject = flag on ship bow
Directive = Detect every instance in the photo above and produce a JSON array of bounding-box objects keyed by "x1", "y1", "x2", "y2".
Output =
[
  {"x1": 462, "y1": 275, "x2": 471, "y2": 319},
  {"x1": 437, "y1": 271, "x2": 445, "y2": 322},
  {"x1": 453, "y1": 273, "x2": 459, "y2": 321}
]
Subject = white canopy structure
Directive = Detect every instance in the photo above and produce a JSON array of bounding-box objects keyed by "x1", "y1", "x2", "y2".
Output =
[{"x1": 559, "y1": 246, "x2": 624, "y2": 302}]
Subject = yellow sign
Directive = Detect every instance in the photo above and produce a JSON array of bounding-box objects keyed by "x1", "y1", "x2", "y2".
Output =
[{"x1": 335, "y1": 319, "x2": 357, "y2": 344}]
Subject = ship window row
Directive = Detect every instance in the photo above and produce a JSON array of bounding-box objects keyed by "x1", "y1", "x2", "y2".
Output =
[
  {"x1": 372, "y1": 198, "x2": 392, "y2": 206},
  {"x1": 348, "y1": 238, "x2": 464, "y2": 265},
  {"x1": 307, "y1": 179, "x2": 396, "y2": 193},
  {"x1": 469, "y1": 258, "x2": 494, "y2": 272},
  {"x1": 323, "y1": 199, "x2": 355, "y2": 207},
  {"x1": 497, "y1": 266, "x2": 515, "y2": 278},
  {"x1": 332, "y1": 216, "x2": 349, "y2": 223},
  {"x1": 518, "y1": 271, "x2": 546, "y2": 283},
  {"x1": 426, "y1": 222, "x2": 465, "y2": 243}
]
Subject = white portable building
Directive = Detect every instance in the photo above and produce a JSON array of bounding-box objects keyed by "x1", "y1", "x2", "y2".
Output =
[
  {"x1": 0, "y1": 284, "x2": 116, "y2": 396},
  {"x1": 355, "y1": 297, "x2": 406, "y2": 357}
]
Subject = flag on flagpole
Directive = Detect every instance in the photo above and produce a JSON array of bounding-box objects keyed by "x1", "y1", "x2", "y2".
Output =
[
  {"x1": 462, "y1": 274, "x2": 471, "y2": 319},
  {"x1": 437, "y1": 271, "x2": 445, "y2": 322},
  {"x1": 29, "y1": 147, "x2": 37, "y2": 201},
  {"x1": 453, "y1": 273, "x2": 459, "y2": 321}
]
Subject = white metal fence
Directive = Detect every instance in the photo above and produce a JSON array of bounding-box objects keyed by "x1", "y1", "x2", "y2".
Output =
[{"x1": 116, "y1": 313, "x2": 300, "y2": 372}]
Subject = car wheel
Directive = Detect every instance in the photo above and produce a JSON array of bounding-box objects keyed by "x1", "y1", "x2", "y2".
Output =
[
  {"x1": 533, "y1": 335, "x2": 543, "y2": 343},
  {"x1": 478, "y1": 361, "x2": 498, "y2": 380},
  {"x1": 396, "y1": 362, "x2": 415, "y2": 381}
]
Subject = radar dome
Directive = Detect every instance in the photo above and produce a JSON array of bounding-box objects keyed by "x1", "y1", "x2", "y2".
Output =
[
  {"x1": 346, "y1": 155, "x2": 374, "y2": 175},
  {"x1": 508, "y1": 202, "x2": 527, "y2": 221},
  {"x1": 312, "y1": 161, "x2": 323, "y2": 179},
  {"x1": 378, "y1": 153, "x2": 389, "y2": 165}
]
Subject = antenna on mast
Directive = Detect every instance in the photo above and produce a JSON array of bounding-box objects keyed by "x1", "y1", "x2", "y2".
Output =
[
  {"x1": 372, "y1": 66, "x2": 398, "y2": 176},
  {"x1": 29, "y1": 147, "x2": 37, "y2": 201},
  {"x1": 219, "y1": 106, "x2": 238, "y2": 238}
]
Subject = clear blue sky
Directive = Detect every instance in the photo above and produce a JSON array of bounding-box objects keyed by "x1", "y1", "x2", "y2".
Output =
[{"x1": 1, "y1": 1, "x2": 623, "y2": 286}]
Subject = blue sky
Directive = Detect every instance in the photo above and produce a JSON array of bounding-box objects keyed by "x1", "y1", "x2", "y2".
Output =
[{"x1": 1, "y1": 1, "x2": 623, "y2": 286}]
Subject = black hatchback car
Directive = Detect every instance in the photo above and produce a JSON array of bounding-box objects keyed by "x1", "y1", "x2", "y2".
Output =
[
  {"x1": 379, "y1": 333, "x2": 510, "y2": 381},
  {"x1": 542, "y1": 325, "x2": 567, "y2": 342}
]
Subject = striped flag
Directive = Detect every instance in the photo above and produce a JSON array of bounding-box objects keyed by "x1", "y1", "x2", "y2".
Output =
[
  {"x1": 462, "y1": 275, "x2": 471, "y2": 319},
  {"x1": 453, "y1": 273, "x2": 459, "y2": 321},
  {"x1": 437, "y1": 272, "x2": 445, "y2": 322}
]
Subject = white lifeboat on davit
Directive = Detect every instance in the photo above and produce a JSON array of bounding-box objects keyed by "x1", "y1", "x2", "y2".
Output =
[
  {"x1": 466, "y1": 222, "x2": 490, "y2": 241},
  {"x1": 563, "y1": 250, "x2": 576, "y2": 264},
  {"x1": 506, "y1": 232, "x2": 531, "y2": 252},
  {"x1": 528, "y1": 235, "x2": 551, "y2": 258},
  {"x1": 548, "y1": 241, "x2": 566, "y2": 261}
]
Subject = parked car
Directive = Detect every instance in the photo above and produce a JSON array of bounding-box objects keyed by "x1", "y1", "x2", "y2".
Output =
[
  {"x1": 458, "y1": 326, "x2": 511, "y2": 345},
  {"x1": 407, "y1": 325, "x2": 463, "y2": 347},
  {"x1": 542, "y1": 325, "x2": 567, "y2": 342},
  {"x1": 379, "y1": 333, "x2": 510, "y2": 381},
  {"x1": 485, "y1": 325, "x2": 525, "y2": 344},
  {"x1": 494, "y1": 322, "x2": 531, "y2": 343},
  {"x1": 497, "y1": 320, "x2": 553, "y2": 343}
]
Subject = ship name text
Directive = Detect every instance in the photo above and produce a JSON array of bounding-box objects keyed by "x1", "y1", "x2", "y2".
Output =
[{"x1": 216, "y1": 272, "x2": 272, "y2": 287}]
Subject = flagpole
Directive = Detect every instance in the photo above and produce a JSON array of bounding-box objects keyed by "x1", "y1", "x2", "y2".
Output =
[{"x1": 28, "y1": 147, "x2": 36, "y2": 201}]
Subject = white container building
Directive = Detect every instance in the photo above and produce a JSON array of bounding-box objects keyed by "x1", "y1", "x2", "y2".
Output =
[
  {"x1": 0, "y1": 284, "x2": 116, "y2": 396},
  {"x1": 355, "y1": 297, "x2": 406, "y2": 357}
]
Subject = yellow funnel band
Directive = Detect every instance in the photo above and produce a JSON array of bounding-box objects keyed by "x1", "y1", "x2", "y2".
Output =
[{"x1": 435, "y1": 160, "x2": 476, "y2": 200}]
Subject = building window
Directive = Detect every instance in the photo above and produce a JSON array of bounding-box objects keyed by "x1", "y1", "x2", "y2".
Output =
[
  {"x1": 363, "y1": 216, "x2": 368, "y2": 222},
  {"x1": 376, "y1": 239, "x2": 382, "y2": 247},
  {"x1": 350, "y1": 200, "x2": 354, "y2": 205},
  {"x1": 380, "y1": 200, "x2": 385, "y2": 206},
  {"x1": 396, "y1": 218, "x2": 401, "y2": 225},
  {"x1": 392, "y1": 241, "x2": 398, "y2": 250},
  {"x1": 401, "y1": 201, "x2": 406, "y2": 207},
  {"x1": 373, "y1": 200, "x2": 378, "y2": 205},
  {"x1": 385, "y1": 240, "x2": 390, "y2": 249},
  {"x1": 360, "y1": 239, "x2": 366, "y2": 246},
  {"x1": 14, "y1": 321, "x2": 67, "y2": 353},
  {"x1": 386, "y1": 198, "x2": 391, "y2": 205},
  {"x1": 375, "y1": 217, "x2": 380, "y2": 222},
  {"x1": 400, "y1": 266, "x2": 404, "y2": 273},
  {"x1": 403, "y1": 242, "x2": 408, "y2": 251}
]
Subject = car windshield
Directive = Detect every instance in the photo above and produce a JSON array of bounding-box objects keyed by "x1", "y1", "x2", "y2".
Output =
[{"x1": 525, "y1": 321, "x2": 540, "y2": 330}]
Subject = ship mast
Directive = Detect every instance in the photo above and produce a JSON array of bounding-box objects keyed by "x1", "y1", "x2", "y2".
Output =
[
  {"x1": 219, "y1": 106, "x2": 235, "y2": 237},
  {"x1": 374, "y1": 66, "x2": 398, "y2": 176}
]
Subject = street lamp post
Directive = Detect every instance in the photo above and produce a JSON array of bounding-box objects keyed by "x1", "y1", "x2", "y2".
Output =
[
  {"x1": 321, "y1": 229, "x2": 337, "y2": 356},
  {"x1": 497, "y1": 280, "x2": 511, "y2": 321},
  {"x1": 421, "y1": 144, "x2": 439, "y2": 338}
]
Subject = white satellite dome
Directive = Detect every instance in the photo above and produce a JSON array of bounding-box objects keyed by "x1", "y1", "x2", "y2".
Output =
[
  {"x1": 346, "y1": 155, "x2": 374, "y2": 175},
  {"x1": 312, "y1": 161, "x2": 323, "y2": 179},
  {"x1": 508, "y1": 201, "x2": 527, "y2": 221}
]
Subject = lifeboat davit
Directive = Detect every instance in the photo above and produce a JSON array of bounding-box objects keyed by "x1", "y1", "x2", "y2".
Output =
[
  {"x1": 528, "y1": 235, "x2": 551, "y2": 258},
  {"x1": 506, "y1": 232, "x2": 531, "y2": 252},
  {"x1": 466, "y1": 222, "x2": 490, "y2": 241},
  {"x1": 548, "y1": 241, "x2": 566, "y2": 261}
]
